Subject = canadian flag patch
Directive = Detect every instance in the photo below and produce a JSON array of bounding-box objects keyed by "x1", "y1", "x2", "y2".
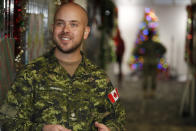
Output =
[{"x1": 108, "y1": 88, "x2": 120, "y2": 104}]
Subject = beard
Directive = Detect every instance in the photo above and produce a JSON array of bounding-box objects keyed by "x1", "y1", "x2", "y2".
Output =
[{"x1": 53, "y1": 38, "x2": 83, "y2": 54}]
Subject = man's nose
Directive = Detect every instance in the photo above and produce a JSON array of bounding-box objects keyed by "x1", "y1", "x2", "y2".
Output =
[{"x1": 62, "y1": 24, "x2": 70, "y2": 32}]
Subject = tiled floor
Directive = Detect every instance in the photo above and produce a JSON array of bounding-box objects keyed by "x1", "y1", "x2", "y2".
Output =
[{"x1": 107, "y1": 65, "x2": 196, "y2": 131}]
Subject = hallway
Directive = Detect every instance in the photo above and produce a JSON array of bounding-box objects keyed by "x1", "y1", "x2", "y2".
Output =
[{"x1": 107, "y1": 64, "x2": 196, "y2": 131}]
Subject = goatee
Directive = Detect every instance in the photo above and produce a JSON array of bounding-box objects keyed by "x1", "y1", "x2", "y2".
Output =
[{"x1": 54, "y1": 40, "x2": 82, "y2": 54}]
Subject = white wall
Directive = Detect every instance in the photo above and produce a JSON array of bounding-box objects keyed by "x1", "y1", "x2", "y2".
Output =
[{"x1": 114, "y1": 2, "x2": 188, "y2": 80}]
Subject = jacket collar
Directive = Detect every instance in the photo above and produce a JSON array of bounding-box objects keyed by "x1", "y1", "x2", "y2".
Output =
[{"x1": 44, "y1": 48, "x2": 89, "y2": 76}]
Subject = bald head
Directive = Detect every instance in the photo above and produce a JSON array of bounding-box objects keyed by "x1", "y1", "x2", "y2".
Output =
[
  {"x1": 54, "y1": 2, "x2": 88, "y2": 26},
  {"x1": 52, "y1": 2, "x2": 90, "y2": 55}
]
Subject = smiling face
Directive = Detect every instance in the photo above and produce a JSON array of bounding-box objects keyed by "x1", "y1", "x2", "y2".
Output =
[{"x1": 53, "y1": 3, "x2": 90, "y2": 54}]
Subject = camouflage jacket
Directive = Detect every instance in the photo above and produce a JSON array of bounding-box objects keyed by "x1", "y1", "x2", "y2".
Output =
[{"x1": 0, "y1": 49, "x2": 126, "y2": 131}]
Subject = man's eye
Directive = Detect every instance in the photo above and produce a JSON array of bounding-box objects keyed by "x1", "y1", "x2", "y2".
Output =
[
  {"x1": 55, "y1": 22, "x2": 64, "y2": 26},
  {"x1": 71, "y1": 23, "x2": 78, "y2": 27}
]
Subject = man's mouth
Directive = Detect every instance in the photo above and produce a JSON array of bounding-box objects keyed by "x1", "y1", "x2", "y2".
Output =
[{"x1": 61, "y1": 37, "x2": 71, "y2": 41}]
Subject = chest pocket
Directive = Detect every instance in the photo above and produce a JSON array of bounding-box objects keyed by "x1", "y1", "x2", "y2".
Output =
[
  {"x1": 34, "y1": 82, "x2": 96, "y2": 130},
  {"x1": 33, "y1": 86, "x2": 69, "y2": 124}
]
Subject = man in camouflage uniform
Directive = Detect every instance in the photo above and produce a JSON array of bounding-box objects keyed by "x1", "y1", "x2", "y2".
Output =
[
  {"x1": 0, "y1": 2, "x2": 126, "y2": 131},
  {"x1": 133, "y1": 30, "x2": 166, "y2": 97}
]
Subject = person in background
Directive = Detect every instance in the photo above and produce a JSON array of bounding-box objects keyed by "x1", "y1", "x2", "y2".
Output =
[
  {"x1": 113, "y1": 27, "x2": 125, "y2": 82},
  {"x1": 133, "y1": 30, "x2": 166, "y2": 98},
  {"x1": 0, "y1": 2, "x2": 126, "y2": 131}
]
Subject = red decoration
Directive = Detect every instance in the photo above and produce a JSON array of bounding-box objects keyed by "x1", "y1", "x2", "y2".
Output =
[
  {"x1": 13, "y1": 0, "x2": 27, "y2": 57},
  {"x1": 17, "y1": 9, "x2": 22, "y2": 12}
]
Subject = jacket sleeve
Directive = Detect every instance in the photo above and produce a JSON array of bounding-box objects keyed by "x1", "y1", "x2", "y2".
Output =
[
  {"x1": 92, "y1": 71, "x2": 126, "y2": 131},
  {"x1": 0, "y1": 70, "x2": 44, "y2": 131},
  {"x1": 104, "y1": 81, "x2": 126, "y2": 131}
]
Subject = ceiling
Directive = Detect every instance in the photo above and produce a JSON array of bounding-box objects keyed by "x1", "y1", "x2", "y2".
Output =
[{"x1": 114, "y1": 0, "x2": 191, "y2": 6}]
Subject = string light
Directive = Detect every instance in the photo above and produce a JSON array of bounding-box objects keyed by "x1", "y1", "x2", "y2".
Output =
[{"x1": 129, "y1": 7, "x2": 168, "y2": 71}]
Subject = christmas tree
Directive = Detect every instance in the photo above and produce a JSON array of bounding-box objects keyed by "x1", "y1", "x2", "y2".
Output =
[{"x1": 129, "y1": 8, "x2": 168, "y2": 72}]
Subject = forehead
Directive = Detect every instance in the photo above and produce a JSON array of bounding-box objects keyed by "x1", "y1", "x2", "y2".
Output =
[{"x1": 55, "y1": 4, "x2": 87, "y2": 23}]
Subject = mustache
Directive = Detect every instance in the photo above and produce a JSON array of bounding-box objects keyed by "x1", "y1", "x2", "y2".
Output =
[
  {"x1": 58, "y1": 32, "x2": 72, "y2": 38},
  {"x1": 59, "y1": 31, "x2": 70, "y2": 35}
]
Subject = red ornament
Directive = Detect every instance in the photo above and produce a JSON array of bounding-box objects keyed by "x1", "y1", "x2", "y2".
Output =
[
  {"x1": 4, "y1": 34, "x2": 7, "y2": 39},
  {"x1": 18, "y1": 9, "x2": 22, "y2": 12}
]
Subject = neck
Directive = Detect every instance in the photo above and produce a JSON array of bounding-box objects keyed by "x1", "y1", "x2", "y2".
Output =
[{"x1": 54, "y1": 48, "x2": 82, "y2": 63}]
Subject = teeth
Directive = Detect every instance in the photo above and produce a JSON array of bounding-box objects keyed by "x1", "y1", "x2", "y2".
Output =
[{"x1": 62, "y1": 38, "x2": 70, "y2": 40}]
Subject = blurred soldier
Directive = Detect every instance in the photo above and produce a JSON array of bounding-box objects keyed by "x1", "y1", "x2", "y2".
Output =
[
  {"x1": 133, "y1": 30, "x2": 166, "y2": 97},
  {"x1": 0, "y1": 2, "x2": 126, "y2": 131}
]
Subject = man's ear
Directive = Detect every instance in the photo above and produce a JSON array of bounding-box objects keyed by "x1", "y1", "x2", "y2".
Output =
[{"x1": 83, "y1": 26, "x2": 90, "y2": 40}]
